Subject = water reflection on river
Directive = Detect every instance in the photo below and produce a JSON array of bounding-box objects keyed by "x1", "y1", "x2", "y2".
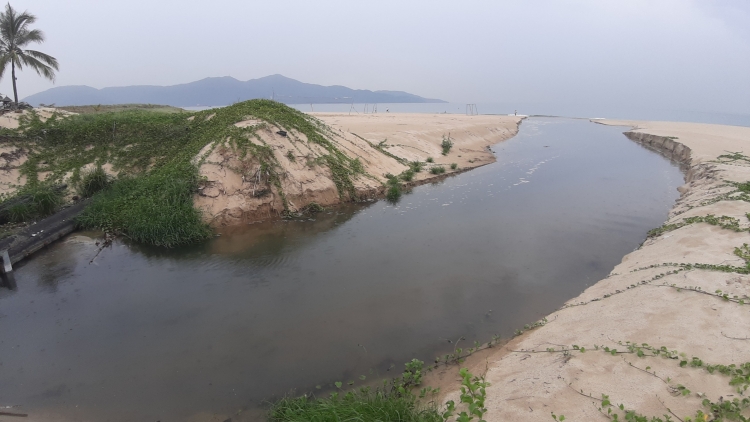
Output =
[{"x1": 0, "y1": 118, "x2": 684, "y2": 421}]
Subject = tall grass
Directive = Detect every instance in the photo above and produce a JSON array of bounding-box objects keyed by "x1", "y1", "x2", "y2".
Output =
[
  {"x1": 75, "y1": 165, "x2": 111, "y2": 198},
  {"x1": 0, "y1": 183, "x2": 64, "y2": 223},
  {"x1": 269, "y1": 389, "x2": 444, "y2": 422},
  {"x1": 76, "y1": 164, "x2": 211, "y2": 247}
]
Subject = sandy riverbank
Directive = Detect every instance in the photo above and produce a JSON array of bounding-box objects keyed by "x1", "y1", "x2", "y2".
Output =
[
  {"x1": 433, "y1": 120, "x2": 750, "y2": 421},
  {"x1": 196, "y1": 112, "x2": 522, "y2": 225}
]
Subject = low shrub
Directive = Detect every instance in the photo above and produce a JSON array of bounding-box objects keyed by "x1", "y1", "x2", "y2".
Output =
[
  {"x1": 386, "y1": 185, "x2": 402, "y2": 203},
  {"x1": 441, "y1": 135, "x2": 453, "y2": 155},
  {"x1": 450, "y1": 163, "x2": 458, "y2": 170},
  {"x1": 430, "y1": 166, "x2": 446, "y2": 175},
  {"x1": 410, "y1": 161, "x2": 424, "y2": 173}
]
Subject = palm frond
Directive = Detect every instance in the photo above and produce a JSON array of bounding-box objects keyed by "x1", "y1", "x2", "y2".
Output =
[
  {"x1": 14, "y1": 28, "x2": 44, "y2": 47},
  {"x1": 17, "y1": 51, "x2": 56, "y2": 80},
  {"x1": 0, "y1": 54, "x2": 9, "y2": 79},
  {"x1": 21, "y1": 49, "x2": 57, "y2": 70}
]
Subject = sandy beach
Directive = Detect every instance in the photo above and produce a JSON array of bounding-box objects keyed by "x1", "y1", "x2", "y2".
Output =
[{"x1": 433, "y1": 120, "x2": 750, "y2": 421}]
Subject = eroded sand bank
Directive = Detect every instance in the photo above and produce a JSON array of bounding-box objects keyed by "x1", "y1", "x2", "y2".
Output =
[
  {"x1": 435, "y1": 120, "x2": 750, "y2": 421},
  {"x1": 196, "y1": 113, "x2": 522, "y2": 225}
]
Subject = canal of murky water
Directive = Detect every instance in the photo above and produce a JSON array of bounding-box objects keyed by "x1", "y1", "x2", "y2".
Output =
[{"x1": 0, "y1": 118, "x2": 684, "y2": 421}]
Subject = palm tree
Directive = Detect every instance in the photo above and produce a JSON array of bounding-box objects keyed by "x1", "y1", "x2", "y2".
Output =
[{"x1": 0, "y1": 3, "x2": 58, "y2": 105}]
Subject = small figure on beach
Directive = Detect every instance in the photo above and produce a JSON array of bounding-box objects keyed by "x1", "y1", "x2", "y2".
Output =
[{"x1": 514, "y1": 110, "x2": 517, "y2": 116}]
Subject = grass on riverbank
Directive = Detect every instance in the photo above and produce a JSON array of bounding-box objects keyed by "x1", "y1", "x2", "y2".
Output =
[
  {"x1": 269, "y1": 359, "x2": 491, "y2": 422},
  {"x1": 269, "y1": 390, "x2": 444, "y2": 422},
  {"x1": 0, "y1": 99, "x2": 365, "y2": 246}
]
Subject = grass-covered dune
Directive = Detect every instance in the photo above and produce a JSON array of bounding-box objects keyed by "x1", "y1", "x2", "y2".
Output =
[
  {"x1": 0, "y1": 100, "x2": 372, "y2": 246},
  {"x1": 0, "y1": 101, "x2": 522, "y2": 247}
]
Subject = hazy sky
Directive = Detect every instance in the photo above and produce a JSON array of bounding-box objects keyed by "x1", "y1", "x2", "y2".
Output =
[{"x1": 3, "y1": 0, "x2": 750, "y2": 115}]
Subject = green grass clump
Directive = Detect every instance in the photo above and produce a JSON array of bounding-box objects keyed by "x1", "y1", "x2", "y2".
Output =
[
  {"x1": 75, "y1": 165, "x2": 111, "y2": 198},
  {"x1": 410, "y1": 161, "x2": 424, "y2": 173},
  {"x1": 736, "y1": 181, "x2": 750, "y2": 194},
  {"x1": 385, "y1": 173, "x2": 402, "y2": 203},
  {"x1": 0, "y1": 183, "x2": 64, "y2": 223},
  {"x1": 450, "y1": 163, "x2": 458, "y2": 170},
  {"x1": 441, "y1": 135, "x2": 453, "y2": 155},
  {"x1": 430, "y1": 166, "x2": 446, "y2": 175},
  {"x1": 426, "y1": 157, "x2": 434, "y2": 163},
  {"x1": 268, "y1": 389, "x2": 443, "y2": 422},
  {"x1": 401, "y1": 169, "x2": 415, "y2": 181},
  {"x1": 76, "y1": 163, "x2": 211, "y2": 247},
  {"x1": 386, "y1": 185, "x2": 402, "y2": 203}
]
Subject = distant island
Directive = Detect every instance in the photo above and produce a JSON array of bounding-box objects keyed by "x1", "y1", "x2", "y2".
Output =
[{"x1": 22, "y1": 74, "x2": 446, "y2": 107}]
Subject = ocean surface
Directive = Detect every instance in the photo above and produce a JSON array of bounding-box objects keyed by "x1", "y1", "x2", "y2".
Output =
[{"x1": 185, "y1": 102, "x2": 750, "y2": 128}]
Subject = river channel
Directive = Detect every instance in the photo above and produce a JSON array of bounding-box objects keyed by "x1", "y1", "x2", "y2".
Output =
[{"x1": 0, "y1": 117, "x2": 684, "y2": 421}]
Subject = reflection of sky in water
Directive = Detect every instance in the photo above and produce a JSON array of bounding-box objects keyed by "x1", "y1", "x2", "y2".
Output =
[{"x1": 0, "y1": 118, "x2": 684, "y2": 421}]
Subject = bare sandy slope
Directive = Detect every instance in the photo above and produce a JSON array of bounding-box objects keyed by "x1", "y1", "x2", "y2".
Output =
[
  {"x1": 434, "y1": 120, "x2": 750, "y2": 421},
  {"x1": 195, "y1": 113, "x2": 522, "y2": 225}
]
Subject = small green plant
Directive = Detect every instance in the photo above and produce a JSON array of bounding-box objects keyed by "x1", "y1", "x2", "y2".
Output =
[
  {"x1": 442, "y1": 368, "x2": 489, "y2": 422},
  {"x1": 385, "y1": 173, "x2": 403, "y2": 203},
  {"x1": 285, "y1": 150, "x2": 296, "y2": 162},
  {"x1": 410, "y1": 161, "x2": 424, "y2": 173},
  {"x1": 386, "y1": 185, "x2": 401, "y2": 203},
  {"x1": 300, "y1": 202, "x2": 324, "y2": 214},
  {"x1": 450, "y1": 163, "x2": 458, "y2": 170},
  {"x1": 400, "y1": 169, "x2": 415, "y2": 182},
  {"x1": 430, "y1": 166, "x2": 446, "y2": 175},
  {"x1": 426, "y1": 157, "x2": 434, "y2": 163},
  {"x1": 351, "y1": 157, "x2": 364, "y2": 174},
  {"x1": 441, "y1": 135, "x2": 454, "y2": 155}
]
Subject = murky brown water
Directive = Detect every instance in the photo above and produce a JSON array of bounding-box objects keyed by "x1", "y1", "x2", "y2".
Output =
[{"x1": 0, "y1": 118, "x2": 684, "y2": 421}]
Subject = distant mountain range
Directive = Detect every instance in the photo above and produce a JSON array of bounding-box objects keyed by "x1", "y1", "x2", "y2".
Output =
[{"x1": 22, "y1": 74, "x2": 445, "y2": 107}]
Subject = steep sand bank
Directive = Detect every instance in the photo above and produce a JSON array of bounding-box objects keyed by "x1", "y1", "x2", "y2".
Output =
[
  {"x1": 435, "y1": 120, "x2": 750, "y2": 421},
  {"x1": 195, "y1": 113, "x2": 522, "y2": 225}
]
